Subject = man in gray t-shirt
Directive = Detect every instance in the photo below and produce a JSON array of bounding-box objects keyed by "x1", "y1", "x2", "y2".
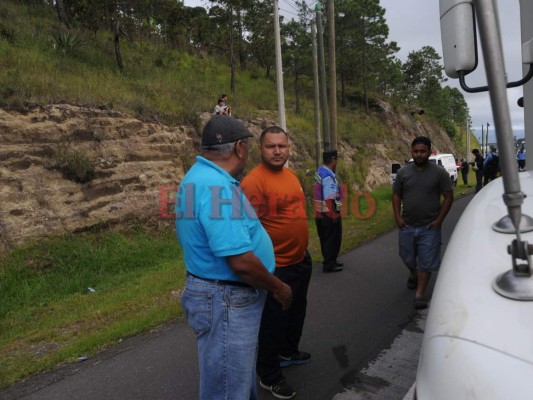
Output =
[{"x1": 392, "y1": 136, "x2": 454, "y2": 310}]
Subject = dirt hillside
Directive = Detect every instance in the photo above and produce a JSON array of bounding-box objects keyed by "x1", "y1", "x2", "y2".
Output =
[{"x1": 0, "y1": 103, "x2": 457, "y2": 249}]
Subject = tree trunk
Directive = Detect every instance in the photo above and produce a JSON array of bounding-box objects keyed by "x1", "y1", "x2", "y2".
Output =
[
  {"x1": 105, "y1": 0, "x2": 113, "y2": 31},
  {"x1": 229, "y1": 7, "x2": 236, "y2": 94},
  {"x1": 341, "y1": 73, "x2": 346, "y2": 107},
  {"x1": 114, "y1": 21, "x2": 125, "y2": 74},
  {"x1": 237, "y1": 9, "x2": 245, "y2": 69},
  {"x1": 55, "y1": 0, "x2": 70, "y2": 28},
  {"x1": 363, "y1": 44, "x2": 369, "y2": 114},
  {"x1": 294, "y1": 71, "x2": 300, "y2": 114}
]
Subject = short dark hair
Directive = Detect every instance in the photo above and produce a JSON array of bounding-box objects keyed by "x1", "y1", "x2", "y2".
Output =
[
  {"x1": 259, "y1": 126, "x2": 288, "y2": 144},
  {"x1": 472, "y1": 148, "x2": 480, "y2": 155},
  {"x1": 323, "y1": 150, "x2": 338, "y2": 164},
  {"x1": 411, "y1": 136, "x2": 431, "y2": 149}
]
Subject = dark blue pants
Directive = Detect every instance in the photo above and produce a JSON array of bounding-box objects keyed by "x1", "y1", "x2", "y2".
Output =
[
  {"x1": 256, "y1": 253, "x2": 313, "y2": 385},
  {"x1": 315, "y1": 216, "x2": 342, "y2": 269},
  {"x1": 461, "y1": 170, "x2": 468, "y2": 185},
  {"x1": 475, "y1": 169, "x2": 484, "y2": 193}
]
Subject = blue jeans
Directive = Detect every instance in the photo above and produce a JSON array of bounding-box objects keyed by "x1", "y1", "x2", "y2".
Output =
[
  {"x1": 398, "y1": 226, "x2": 442, "y2": 272},
  {"x1": 181, "y1": 274, "x2": 267, "y2": 400}
]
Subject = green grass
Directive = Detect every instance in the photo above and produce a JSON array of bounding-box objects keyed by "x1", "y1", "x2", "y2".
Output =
[
  {"x1": 0, "y1": 1, "x2": 254, "y2": 123},
  {"x1": 0, "y1": 227, "x2": 184, "y2": 387}
]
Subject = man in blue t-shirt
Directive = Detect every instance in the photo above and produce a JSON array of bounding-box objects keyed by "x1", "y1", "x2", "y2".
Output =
[{"x1": 175, "y1": 116, "x2": 292, "y2": 400}]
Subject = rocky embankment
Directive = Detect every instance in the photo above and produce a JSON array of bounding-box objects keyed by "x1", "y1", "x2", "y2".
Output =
[
  {"x1": 0, "y1": 103, "x2": 457, "y2": 249},
  {"x1": 0, "y1": 104, "x2": 199, "y2": 249}
]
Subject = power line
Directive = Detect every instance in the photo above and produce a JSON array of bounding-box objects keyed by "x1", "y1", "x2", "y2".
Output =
[
  {"x1": 279, "y1": 7, "x2": 312, "y2": 21},
  {"x1": 281, "y1": 0, "x2": 300, "y2": 13},
  {"x1": 279, "y1": 7, "x2": 297, "y2": 17},
  {"x1": 279, "y1": 0, "x2": 313, "y2": 22},
  {"x1": 281, "y1": 0, "x2": 316, "y2": 22},
  {"x1": 287, "y1": 0, "x2": 315, "y2": 10}
]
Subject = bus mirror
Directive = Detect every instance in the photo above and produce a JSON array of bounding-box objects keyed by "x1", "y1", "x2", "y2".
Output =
[{"x1": 440, "y1": 0, "x2": 477, "y2": 79}]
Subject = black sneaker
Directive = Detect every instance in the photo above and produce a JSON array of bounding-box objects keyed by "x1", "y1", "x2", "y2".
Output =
[
  {"x1": 323, "y1": 265, "x2": 343, "y2": 273},
  {"x1": 260, "y1": 379, "x2": 296, "y2": 399},
  {"x1": 279, "y1": 351, "x2": 311, "y2": 367},
  {"x1": 414, "y1": 297, "x2": 428, "y2": 310}
]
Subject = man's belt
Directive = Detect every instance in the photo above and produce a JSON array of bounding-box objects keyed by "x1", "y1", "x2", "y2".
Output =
[{"x1": 187, "y1": 272, "x2": 252, "y2": 288}]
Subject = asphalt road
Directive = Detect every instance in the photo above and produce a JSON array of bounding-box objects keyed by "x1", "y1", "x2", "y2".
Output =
[{"x1": 0, "y1": 193, "x2": 473, "y2": 400}]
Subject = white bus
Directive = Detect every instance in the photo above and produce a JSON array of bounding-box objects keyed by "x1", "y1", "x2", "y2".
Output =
[{"x1": 413, "y1": 1, "x2": 533, "y2": 399}]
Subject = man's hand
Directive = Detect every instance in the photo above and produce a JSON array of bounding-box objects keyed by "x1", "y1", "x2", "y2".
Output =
[
  {"x1": 429, "y1": 191, "x2": 453, "y2": 230},
  {"x1": 428, "y1": 220, "x2": 442, "y2": 229},
  {"x1": 395, "y1": 217, "x2": 407, "y2": 228},
  {"x1": 273, "y1": 282, "x2": 293, "y2": 311},
  {"x1": 227, "y1": 251, "x2": 293, "y2": 310},
  {"x1": 392, "y1": 191, "x2": 406, "y2": 228}
]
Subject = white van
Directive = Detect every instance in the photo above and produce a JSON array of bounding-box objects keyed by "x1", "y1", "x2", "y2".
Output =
[
  {"x1": 399, "y1": 154, "x2": 458, "y2": 186},
  {"x1": 429, "y1": 153, "x2": 458, "y2": 186},
  {"x1": 390, "y1": 163, "x2": 402, "y2": 185}
]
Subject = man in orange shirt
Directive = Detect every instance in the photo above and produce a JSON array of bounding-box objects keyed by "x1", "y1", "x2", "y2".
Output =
[{"x1": 241, "y1": 126, "x2": 312, "y2": 400}]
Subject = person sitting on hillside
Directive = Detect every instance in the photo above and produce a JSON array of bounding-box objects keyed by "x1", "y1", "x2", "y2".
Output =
[
  {"x1": 213, "y1": 94, "x2": 232, "y2": 116},
  {"x1": 213, "y1": 98, "x2": 229, "y2": 116},
  {"x1": 221, "y1": 94, "x2": 232, "y2": 116}
]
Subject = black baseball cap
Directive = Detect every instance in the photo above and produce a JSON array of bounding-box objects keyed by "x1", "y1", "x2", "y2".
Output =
[{"x1": 202, "y1": 116, "x2": 253, "y2": 146}]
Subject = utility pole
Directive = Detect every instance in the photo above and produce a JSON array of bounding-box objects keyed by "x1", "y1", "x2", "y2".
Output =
[
  {"x1": 311, "y1": 21, "x2": 321, "y2": 168},
  {"x1": 486, "y1": 122, "x2": 490, "y2": 150},
  {"x1": 481, "y1": 124, "x2": 485, "y2": 156},
  {"x1": 326, "y1": 0, "x2": 337, "y2": 150},
  {"x1": 273, "y1": 0, "x2": 286, "y2": 130},
  {"x1": 466, "y1": 119, "x2": 471, "y2": 162},
  {"x1": 315, "y1": 2, "x2": 330, "y2": 150}
]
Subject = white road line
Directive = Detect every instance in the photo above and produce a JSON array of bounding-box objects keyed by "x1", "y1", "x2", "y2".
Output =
[{"x1": 332, "y1": 310, "x2": 427, "y2": 400}]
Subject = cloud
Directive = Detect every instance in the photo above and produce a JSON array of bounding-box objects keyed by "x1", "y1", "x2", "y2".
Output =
[{"x1": 381, "y1": 0, "x2": 524, "y2": 132}]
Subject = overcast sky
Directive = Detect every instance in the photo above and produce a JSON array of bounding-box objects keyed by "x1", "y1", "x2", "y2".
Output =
[
  {"x1": 184, "y1": 0, "x2": 525, "y2": 141},
  {"x1": 380, "y1": 0, "x2": 523, "y2": 142}
]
